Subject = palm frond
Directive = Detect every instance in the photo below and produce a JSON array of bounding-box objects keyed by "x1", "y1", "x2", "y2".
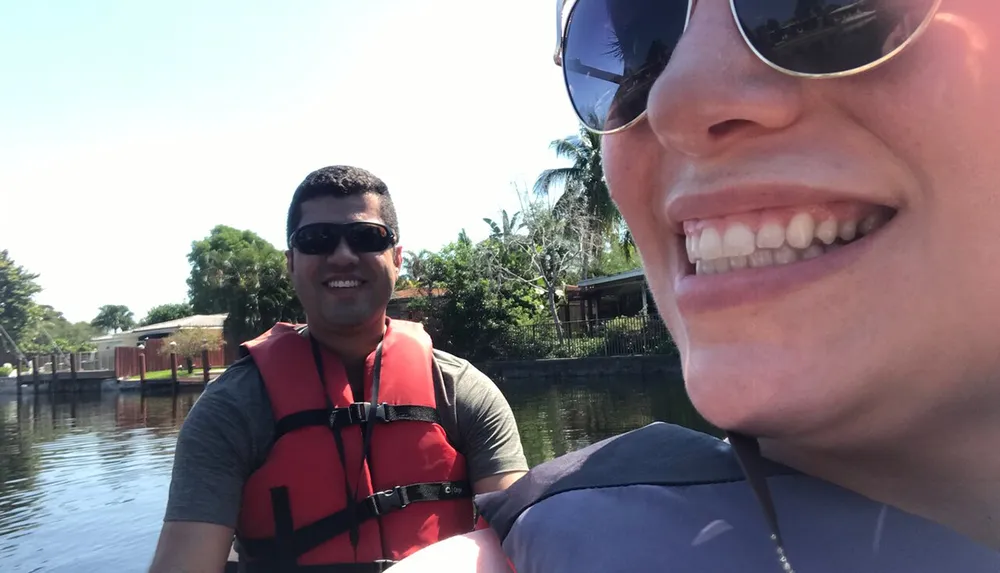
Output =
[
  {"x1": 533, "y1": 167, "x2": 576, "y2": 197},
  {"x1": 549, "y1": 136, "x2": 587, "y2": 163},
  {"x1": 483, "y1": 218, "x2": 501, "y2": 237}
]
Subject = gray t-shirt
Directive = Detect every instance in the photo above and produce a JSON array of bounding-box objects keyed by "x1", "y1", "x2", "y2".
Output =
[{"x1": 163, "y1": 349, "x2": 528, "y2": 528}]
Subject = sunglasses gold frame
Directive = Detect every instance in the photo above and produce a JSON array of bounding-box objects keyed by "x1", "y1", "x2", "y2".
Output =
[{"x1": 554, "y1": 0, "x2": 944, "y2": 135}]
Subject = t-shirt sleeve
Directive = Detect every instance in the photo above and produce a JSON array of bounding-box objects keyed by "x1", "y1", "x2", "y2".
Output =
[
  {"x1": 162, "y1": 362, "x2": 265, "y2": 528},
  {"x1": 447, "y1": 359, "x2": 529, "y2": 482}
]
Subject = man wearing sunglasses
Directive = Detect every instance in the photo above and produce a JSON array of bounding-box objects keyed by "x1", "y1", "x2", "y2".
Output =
[
  {"x1": 391, "y1": 0, "x2": 1000, "y2": 571},
  {"x1": 149, "y1": 166, "x2": 528, "y2": 573}
]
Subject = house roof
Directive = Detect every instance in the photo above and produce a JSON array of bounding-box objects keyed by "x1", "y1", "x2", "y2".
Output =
[
  {"x1": 91, "y1": 332, "x2": 137, "y2": 342},
  {"x1": 131, "y1": 313, "x2": 228, "y2": 334},
  {"x1": 576, "y1": 268, "x2": 644, "y2": 288},
  {"x1": 392, "y1": 288, "x2": 447, "y2": 300}
]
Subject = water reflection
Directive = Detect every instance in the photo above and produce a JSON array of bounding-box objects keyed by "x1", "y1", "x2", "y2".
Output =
[
  {"x1": 0, "y1": 392, "x2": 197, "y2": 572},
  {"x1": 0, "y1": 374, "x2": 709, "y2": 572},
  {"x1": 502, "y1": 376, "x2": 717, "y2": 466}
]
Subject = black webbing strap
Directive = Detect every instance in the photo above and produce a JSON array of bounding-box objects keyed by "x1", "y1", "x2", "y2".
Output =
[
  {"x1": 355, "y1": 343, "x2": 383, "y2": 543},
  {"x1": 241, "y1": 560, "x2": 397, "y2": 573},
  {"x1": 270, "y1": 487, "x2": 297, "y2": 569},
  {"x1": 274, "y1": 404, "x2": 440, "y2": 442},
  {"x1": 238, "y1": 481, "x2": 472, "y2": 561},
  {"x1": 309, "y1": 337, "x2": 361, "y2": 554},
  {"x1": 726, "y1": 431, "x2": 797, "y2": 573}
]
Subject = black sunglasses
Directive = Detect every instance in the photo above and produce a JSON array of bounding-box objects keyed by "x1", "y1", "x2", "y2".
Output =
[
  {"x1": 289, "y1": 222, "x2": 397, "y2": 255},
  {"x1": 555, "y1": 0, "x2": 942, "y2": 134}
]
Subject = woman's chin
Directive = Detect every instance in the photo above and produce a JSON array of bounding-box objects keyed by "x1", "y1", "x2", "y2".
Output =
[{"x1": 682, "y1": 348, "x2": 852, "y2": 440}]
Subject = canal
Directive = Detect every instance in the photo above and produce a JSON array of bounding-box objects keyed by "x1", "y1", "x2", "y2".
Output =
[{"x1": 0, "y1": 375, "x2": 714, "y2": 572}]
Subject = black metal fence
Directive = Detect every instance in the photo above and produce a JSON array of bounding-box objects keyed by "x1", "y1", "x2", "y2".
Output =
[{"x1": 502, "y1": 314, "x2": 677, "y2": 360}]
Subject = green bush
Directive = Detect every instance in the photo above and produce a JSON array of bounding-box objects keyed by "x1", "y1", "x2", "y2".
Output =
[
  {"x1": 495, "y1": 315, "x2": 679, "y2": 360},
  {"x1": 0, "y1": 365, "x2": 13, "y2": 377}
]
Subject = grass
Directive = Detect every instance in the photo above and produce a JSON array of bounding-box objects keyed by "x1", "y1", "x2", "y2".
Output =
[{"x1": 125, "y1": 367, "x2": 227, "y2": 381}]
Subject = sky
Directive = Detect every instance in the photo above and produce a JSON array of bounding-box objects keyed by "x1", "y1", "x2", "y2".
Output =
[{"x1": 0, "y1": 0, "x2": 581, "y2": 324}]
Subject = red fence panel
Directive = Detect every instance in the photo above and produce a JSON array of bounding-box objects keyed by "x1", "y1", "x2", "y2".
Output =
[{"x1": 114, "y1": 338, "x2": 231, "y2": 378}]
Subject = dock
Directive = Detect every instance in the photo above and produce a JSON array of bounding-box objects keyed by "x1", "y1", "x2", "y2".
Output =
[{"x1": 2, "y1": 349, "x2": 226, "y2": 396}]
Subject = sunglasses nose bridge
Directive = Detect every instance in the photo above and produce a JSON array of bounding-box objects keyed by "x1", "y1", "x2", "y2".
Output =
[{"x1": 324, "y1": 234, "x2": 361, "y2": 263}]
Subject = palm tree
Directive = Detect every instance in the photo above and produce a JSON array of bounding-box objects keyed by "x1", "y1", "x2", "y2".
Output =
[
  {"x1": 402, "y1": 250, "x2": 435, "y2": 296},
  {"x1": 533, "y1": 125, "x2": 630, "y2": 277}
]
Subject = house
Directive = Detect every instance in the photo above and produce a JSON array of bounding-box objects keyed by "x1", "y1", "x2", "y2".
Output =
[
  {"x1": 90, "y1": 314, "x2": 228, "y2": 366},
  {"x1": 387, "y1": 288, "x2": 446, "y2": 321},
  {"x1": 566, "y1": 268, "x2": 654, "y2": 323},
  {"x1": 130, "y1": 313, "x2": 228, "y2": 342}
]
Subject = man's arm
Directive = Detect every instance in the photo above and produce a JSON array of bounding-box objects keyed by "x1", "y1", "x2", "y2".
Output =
[
  {"x1": 473, "y1": 470, "x2": 525, "y2": 494},
  {"x1": 148, "y1": 364, "x2": 263, "y2": 573},
  {"x1": 149, "y1": 522, "x2": 235, "y2": 573},
  {"x1": 447, "y1": 359, "x2": 529, "y2": 494}
]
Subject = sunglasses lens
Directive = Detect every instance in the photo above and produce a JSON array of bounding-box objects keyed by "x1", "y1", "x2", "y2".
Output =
[
  {"x1": 562, "y1": 0, "x2": 689, "y2": 132},
  {"x1": 345, "y1": 224, "x2": 395, "y2": 253},
  {"x1": 292, "y1": 224, "x2": 341, "y2": 255},
  {"x1": 734, "y1": 0, "x2": 937, "y2": 75},
  {"x1": 292, "y1": 223, "x2": 394, "y2": 255}
]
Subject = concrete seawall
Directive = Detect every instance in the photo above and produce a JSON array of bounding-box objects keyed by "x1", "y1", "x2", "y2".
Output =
[
  {"x1": 0, "y1": 378, "x2": 120, "y2": 395},
  {"x1": 1, "y1": 355, "x2": 682, "y2": 393},
  {"x1": 0, "y1": 378, "x2": 209, "y2": 395}
]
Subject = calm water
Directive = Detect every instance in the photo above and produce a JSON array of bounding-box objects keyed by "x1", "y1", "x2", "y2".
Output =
[{"x1": 0, "y1": 375, "x2": 713, "y2": 572}]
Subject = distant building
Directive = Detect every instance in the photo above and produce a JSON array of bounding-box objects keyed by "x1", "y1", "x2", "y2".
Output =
[
  {"x1": 387, "y1": 288, "x2": 446, "y2": 321},
  {"x1": 90, "y1": 313, "x2": 228, "y2": 362},
  {"x1": 130, "y1": 313, "x2": 227, "y2": 341},
  {"x1": 567, "y1": 269, "x2": 653, "y2": 322}
]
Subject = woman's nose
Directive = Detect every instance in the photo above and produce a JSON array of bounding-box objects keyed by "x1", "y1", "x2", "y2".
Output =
[{"x1": 645, "y1": 1, "x2": 804, "y2": 158}]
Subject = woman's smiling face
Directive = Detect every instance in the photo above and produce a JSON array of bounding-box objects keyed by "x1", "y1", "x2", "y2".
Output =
[{"x1": 596, "y1": 0, "x2": 1000, "y2": 441}]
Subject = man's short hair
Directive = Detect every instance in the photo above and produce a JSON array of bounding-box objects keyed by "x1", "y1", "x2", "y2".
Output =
[{"x1": 286, "y1": 165, "x2": 399, "y2": 244}]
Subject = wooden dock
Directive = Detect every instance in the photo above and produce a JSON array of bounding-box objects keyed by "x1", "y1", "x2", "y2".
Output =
[{"x1": 5, "y1": 347, "x2": 225, "y2": 395}]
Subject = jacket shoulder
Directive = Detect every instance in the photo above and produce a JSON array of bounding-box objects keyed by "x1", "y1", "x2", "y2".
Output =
[{"x1": 475, "y1": 422, "x2": 791, "y2": 540}]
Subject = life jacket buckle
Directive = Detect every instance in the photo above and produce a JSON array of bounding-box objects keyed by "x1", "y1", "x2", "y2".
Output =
[
  {"x1": 351, "y1": 402, "x2": 387, "y2": 424},
  {"x1": 367, "y1": 486, "x2": 410, "y2": 516}
]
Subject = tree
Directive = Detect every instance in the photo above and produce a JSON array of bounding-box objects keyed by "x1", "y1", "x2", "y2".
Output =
[
  {"x1": 139, "y1": 302, "x2": 194, "y2": 327},
  {"x1": 20, "y1": 305, "x2": 99, "y2": 353},
  {"x1": 483, "y1": 210, "x2": 523, "y2": 243},
  {"x1": 91, "y1": 305, "x2": 136, "y2": 334},
  {"x1": 160, "y1": 327, "x2": 224, "y2": 374},
  {"x1": 187, "y1": 225, "x2": 303, "y2": 347},
  {"x1": 506, "y1": 192, "x2": 597, "y2": 342},
  {"x1": 533, "y1": 125, "x2": 633, "y2": 277},
  {"x1": 0, "y1": 250, "x2": 41, "y2": 349},
  {"x1": 401, "y1": 250, "x2": 436, "y2": 296},
  {"x1": 406, "y1": 230, "x2": 546, "y2": 362}
]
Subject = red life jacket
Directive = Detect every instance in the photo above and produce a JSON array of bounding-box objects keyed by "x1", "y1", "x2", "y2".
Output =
[{"x1": 234, "y1": 318, "x2": 475, "y2": 572}]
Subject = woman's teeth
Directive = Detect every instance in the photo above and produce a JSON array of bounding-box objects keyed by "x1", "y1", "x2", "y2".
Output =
[{"x1": 685, "y1": 208, "x2": 890, "y2": 276}]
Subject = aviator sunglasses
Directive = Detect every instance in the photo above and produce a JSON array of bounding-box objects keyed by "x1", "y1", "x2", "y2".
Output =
[
  {"x1": 289, "y1": 222, "x2": 397, "y2": 255},
  {"x1": 556, "y1": 0, "x2": 942, "y2": 134}
]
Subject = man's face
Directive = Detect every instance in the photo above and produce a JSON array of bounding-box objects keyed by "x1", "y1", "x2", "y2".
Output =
[
  {"x1": 287, "y1": 194, "x2": 402, "y2": 331},
  {"x1": 602, "y1": 1, "x2": 1000, "y2": 443}
]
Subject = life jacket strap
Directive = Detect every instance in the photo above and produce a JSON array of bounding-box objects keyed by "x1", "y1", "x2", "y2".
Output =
[
  {"x1": 233, "y1": 559, "x2": 398, "y2": 572},
  {"x1": 274, "y1": 403, "x2": 441, "y2": 442},
  {"x1": 238, "y1": 480, "x2": 472, "y2": 563}
]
